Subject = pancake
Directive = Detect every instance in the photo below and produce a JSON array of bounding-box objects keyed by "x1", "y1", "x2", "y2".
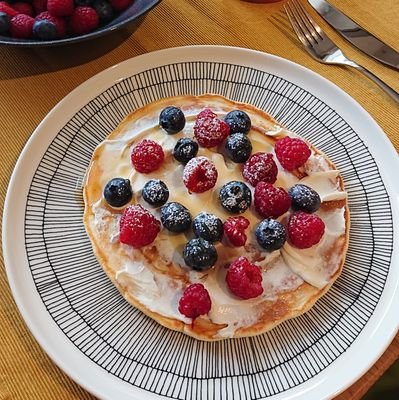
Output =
[{"x1": 83, "y1": 94, "x2": 350, "y2": 341}]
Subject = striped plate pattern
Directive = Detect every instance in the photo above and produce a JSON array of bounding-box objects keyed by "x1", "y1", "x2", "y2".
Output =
[{"x1": 24, "y1": 61, "x2": 393, "y2": 399}]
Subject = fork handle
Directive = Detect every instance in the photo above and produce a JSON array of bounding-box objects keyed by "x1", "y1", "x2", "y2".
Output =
[{"x1": 349, "y1": 63, "x2": 399, "y2": 102}]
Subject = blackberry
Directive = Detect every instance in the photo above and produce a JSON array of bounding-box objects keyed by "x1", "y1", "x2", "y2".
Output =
[
  {"x1": 224, "y1": 110, "x2": 251, "y2": 134},
  {"x1": 159, "y1": 106, "x2": 186, "y2": 134},
  {"x1": 255, "y1": 219, "x2": 287, "y2": 251},
  {"x1": 32, "y1": 20, "x2": 57, "y2": 40},
  {"x1": 288, "y1": 184, "x2": 321, "y2": 213},
  {"x1": 173, "y1": 137, "x2": 199, "y2": 164},
  {"x1": 93, "y1": 0, "x2": 114, "y2": 23},
  {"x1": 0, "y1": 12, "x2": 10, "y2": 35},
  {"x1": 160, "y1": 202, "x2": 192, "y2": 233},
  {"x1": 142, "y1": 179, "x2": 169, "y2": 207},
  {"x1": 219, "y1": 181, "x2": 252, "y2": 214},
  {"x1": 192, "y1": 212, "x2": 223, "y2": 243},
  {"x1": 225, "y1": 133, "x2": 252, "y2": 163},
  {"x1": 103, "y1": 177, "x2": 132, "y2": 207},
  {"x1": 183, "y1": 238, "x2": 218, "y2": 271}
]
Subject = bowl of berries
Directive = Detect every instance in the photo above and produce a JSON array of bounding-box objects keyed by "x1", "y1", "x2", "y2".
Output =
[{"x1": 0, "y1": 0, "x2": 160, "y2": 45}]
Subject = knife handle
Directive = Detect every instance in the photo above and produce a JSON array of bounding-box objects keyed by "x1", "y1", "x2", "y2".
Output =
[{"x1": 350, "y1": 63, "x2": 399, "y2": 103}]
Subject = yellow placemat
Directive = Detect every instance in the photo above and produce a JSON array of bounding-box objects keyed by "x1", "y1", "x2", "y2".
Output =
[{"x1": 0, "y1": 0, "x2": 398, "y2": 398}]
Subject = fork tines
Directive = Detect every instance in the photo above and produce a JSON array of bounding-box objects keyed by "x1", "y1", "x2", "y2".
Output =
[{"x1": 284, "y1": 0, "x2": 324, "y2": 47}]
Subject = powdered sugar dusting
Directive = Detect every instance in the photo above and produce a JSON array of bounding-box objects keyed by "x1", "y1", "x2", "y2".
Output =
[
  {"x1": 194, "y1": 108, "x2": 230, "y2": 147},
  {"x1": 183, "y1": 156, "x2": 218, "y2": 193},
  {"x1": 242, "y1": 152, "x2": 278, "y2": 187}
]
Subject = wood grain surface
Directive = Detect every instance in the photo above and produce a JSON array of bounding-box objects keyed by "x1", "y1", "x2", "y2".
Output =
[{"x1": 0, "y1": 0, "x2": 398, "y2": 399}]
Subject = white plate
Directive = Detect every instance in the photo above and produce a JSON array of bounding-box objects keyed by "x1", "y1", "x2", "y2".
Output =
[{"x1": 3, "y1": 46, "x2": 399, "y2": 400}]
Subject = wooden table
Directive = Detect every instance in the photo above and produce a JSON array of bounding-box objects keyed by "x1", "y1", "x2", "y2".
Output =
[{"x1": 0, "y1": 0, "x2": 398, "y2": 399}]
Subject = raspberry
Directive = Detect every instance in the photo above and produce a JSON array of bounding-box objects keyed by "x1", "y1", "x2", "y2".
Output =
[
  {"x1": 194, "y1": 108, "x2": 230, "y2": 148},
  {"x1": 242, "y1": 152, "x2": 278, "y2": 187},
  {"x1": 183, "y1": 156, "x2": 218, "y2": 193},
  {"x1": 223, "y1": 216, "x2": 250, "y2": 247},
  {"x1": 119, "y1": 204, "x2": 161, "y2": 248},
  {"x1": 226, "y1": 257, "x2": 263, "y2": 299},
  {"x1": 288, "y1": 211, "x2": 325, "y2": 249},
  {"x1": 0, "y1": 2, "x2": 18, "y2": 17},
  {"x1": 131, "y1": 139, "x2": 164, "y2": 174},
  {"x1": 109, "y1": 0, "x2": 132, "y2": 12},
  {"x1": 12, "y1": 2, "x2": 34, "y2": 16},
  {"x1": 178, "y1": 283, "x2": 212, "y2": 319},
  {"x1": 10, "y1": 14, "x2": 34, "y2": 38},
  {"x1": 33, "y1": 0, "x2": 47, "y2": 14},
  {"x1": 254, "y1": 182, "x2": 291, "y2": 219},
  {"x1": 47, "y1": 0, "x2": 74, "y2": 16},
  {"x1": 69, "y1": 6, "x2": 99, "y2": 35},
  {"x1": 35, "y1": 11, "x2": 66, "y2": 37},
  {"x1": 274, "y1": 136, "x2": 311, "y2": 171}
]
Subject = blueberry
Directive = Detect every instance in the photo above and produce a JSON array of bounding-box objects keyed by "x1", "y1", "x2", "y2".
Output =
[
  {"x1": 173, "y1": 137, "x2": 199, "y2": 164},
  {"x1": 142, "y1": 179, "x2": 169, "y2": 207},
  {"x1": 104, "y1": 178, "x2": 133, "y2": 207},
  {"x1": 159, "y1": 106, "x2": 186, "y2": 134},
  {"x1": 288, "y1": 184, "x2": 321, "y2": 213},
  {"x1": 0, "y1": 12, "x2": 10, "y2": 35},
  {"x1": 225, "y1": 133, "x2": 252, "y2": 163},
  {"x1": 192, "y1": 212, "x2": 223, "y2": 242},
  {"x1": 160, "y1": 202, "x2": 192, "y2": 233},
  {"x1": 224, "y1": 110, "x2": 251, "y2": 134},
  {"x1": 256, "y1": 219, "x2": 287, "y2": 251},
  {"x1": 32, "y1": 20, "x2": 57, "y2": 40},
  {"x1": 183, "y1": 238, "x2": 218, "y2": 271},
  {"x1": 93, "y1": 0, "x2": 114, "y2": 23},
  {"x1": 219, "y1": 181, "x2": 252, "y2": 214}
]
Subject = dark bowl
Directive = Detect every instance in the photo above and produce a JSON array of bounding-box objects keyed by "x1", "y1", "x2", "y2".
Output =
[{"x1": 0, "y1": 0, "x2": 161, "y2": 47}]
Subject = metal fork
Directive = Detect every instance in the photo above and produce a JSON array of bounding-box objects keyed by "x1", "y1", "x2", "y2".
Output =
[{"x1": 284, "y1": 0, "x2": 399, "y2": 102}]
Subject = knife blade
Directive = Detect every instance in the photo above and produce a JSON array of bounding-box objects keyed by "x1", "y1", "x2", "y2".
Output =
[{"x1": 308, "y1": 0, "x2": 399, "y2": 70}]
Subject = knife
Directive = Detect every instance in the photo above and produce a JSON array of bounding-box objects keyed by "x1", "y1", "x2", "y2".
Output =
[{"x1": 308, "y1": 0, "x2": 399, "y2": 70}]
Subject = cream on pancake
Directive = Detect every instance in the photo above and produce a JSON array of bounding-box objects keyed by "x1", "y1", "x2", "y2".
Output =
[{"x1": 83, "y1": 94, "x2": 349, "y2": 341}]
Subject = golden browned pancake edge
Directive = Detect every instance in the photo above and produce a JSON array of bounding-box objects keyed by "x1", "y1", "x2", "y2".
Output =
[{"x1": 83, "y1": 94, "x2": 350, "y2": 341}]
